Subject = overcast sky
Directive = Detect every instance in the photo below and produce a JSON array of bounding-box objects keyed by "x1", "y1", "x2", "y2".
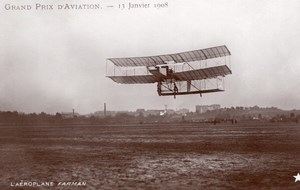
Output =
[{"x1": 0, "y1": 0, "x2": 300, "y2": 114}]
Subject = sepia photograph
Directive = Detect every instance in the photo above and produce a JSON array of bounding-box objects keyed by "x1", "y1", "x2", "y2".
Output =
[{"x1": 0, "y1": 0, "x2": 300, "y2": 189}]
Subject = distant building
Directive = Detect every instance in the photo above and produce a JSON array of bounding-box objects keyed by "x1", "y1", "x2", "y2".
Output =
[
  {"x1": 61, "y1": 112, "x2": 80, "y2": 119},
  {"x1": 166, "y1": 109, "x2": 176, "y2": 115},
  {"x1": 145, "y1": 109, "x2": 163, "y2": 116},
  {"x1": 176, "y1": 108, "x2": 189, "y2": 115},
  {"x1": 93, "y1": 111, "x2": 118, "y2": 117},
  {"x1": 196, "y1": 104, "x2": 220, "y2": 113}
]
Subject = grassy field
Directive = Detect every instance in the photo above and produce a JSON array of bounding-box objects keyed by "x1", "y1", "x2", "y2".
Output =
[{"x1": 0, "y1": 122, "x2": 300, "y2": 189}]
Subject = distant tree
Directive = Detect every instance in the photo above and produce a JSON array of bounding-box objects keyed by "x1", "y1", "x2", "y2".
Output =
[
  {"x1": 253, "y1": 105, "x2": 259, "y2": 110},
  {"x1": 138, "y1": 112, "x2": 144, "y2": 118},
  {"x1": 258, "y1": 114, "x2": 262, "y2": 119},
  {"x1": 55, "y1": 112, "x2": 62, "y2": 120}
]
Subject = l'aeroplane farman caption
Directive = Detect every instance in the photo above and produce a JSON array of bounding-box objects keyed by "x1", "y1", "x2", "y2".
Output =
[
  {"x1": 3, "y1": 2, "x2": 168, "y2": 11},
  {"x1": 10, "y1": 181, "x2": 87, "y2": 187}
]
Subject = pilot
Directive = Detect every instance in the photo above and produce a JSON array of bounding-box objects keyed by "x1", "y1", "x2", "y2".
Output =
[
  {"x1": 173, "y1": 83, "x2": 178, "y2": 99},
  {"x1": 174, "y1": 83, "x2": 178, "y2": 93},
  {"x1": 157, "y1": 82, "x2": 162, "y2": 96}
]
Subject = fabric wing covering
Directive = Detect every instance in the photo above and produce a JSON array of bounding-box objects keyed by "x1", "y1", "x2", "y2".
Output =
[
  {"x1": 107, "y1": 75, "x2": 159, "y2": 84},
  {"x1": 108, "y1": 45, "x2": 230, "y2": 67},
  {"x1": 107, "y1": 65, "x2": 231, "y2": 84},
  {"x1": 173, "y1": 65, "x2": 232, "y2": 81}
]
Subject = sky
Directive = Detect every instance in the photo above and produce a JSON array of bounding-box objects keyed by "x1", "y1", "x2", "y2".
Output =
[{"x1": 0, "y1": 0, "x2": 300, "y2": 114}]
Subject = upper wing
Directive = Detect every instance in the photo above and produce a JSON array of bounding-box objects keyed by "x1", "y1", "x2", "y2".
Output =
[
  {"x1": 107, "y1": 75, "x2": 159, "y2": 84},
  {"x1": 108, "y1": 45, "x2": 230, "y2": 67},
  {"x1": 173, "y1": 65, "x2": 232, "y2": 81}
]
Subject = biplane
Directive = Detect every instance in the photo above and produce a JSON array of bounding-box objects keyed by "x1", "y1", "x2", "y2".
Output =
[{"x1": 106, "y1": 45, "x2": 232, "y2": 98}]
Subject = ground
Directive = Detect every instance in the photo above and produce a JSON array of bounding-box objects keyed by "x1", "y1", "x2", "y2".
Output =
[{"x1": 0, "y1": 122, "x2": 300, "y2": 189}]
